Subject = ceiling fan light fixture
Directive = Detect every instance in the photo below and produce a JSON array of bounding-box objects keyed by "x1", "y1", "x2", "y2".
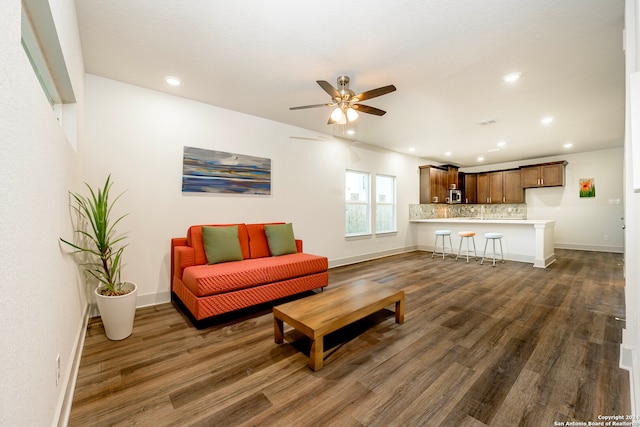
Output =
[
  {"x1": 346, "y1": 107, "x2": 359, "y2": 122},
  {"x1": 331, "y1": 107, "x2": 344, "y2": 122},
  {"x1": 290, "y1": 76, "x2": 396, "y2": 125}
]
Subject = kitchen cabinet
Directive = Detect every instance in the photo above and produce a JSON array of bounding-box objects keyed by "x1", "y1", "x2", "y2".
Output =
[
  {"x1": 477, "y1": 173, "x2": 490, "y2": 203},
  {"x1": 476, "y1": 169, "x2": 523, "y2": 203},
  {"x1": 462, "y1": 173, "x2": 477, "y2": 203},
  {"x1": 431, "y1": 167, "x2": 448, "y2": 203},
  {"x1": 420, "y1": 165, "x2": 446, "y2": 203},
  {"x1": 419, "y1": 165, "x2": 458, "y2": 203},
  {"x1": 503, "y1": 169, "x2": 524, "y2": 203},
  {"x1": 419, "y1": 166, "x2": 431, "y2": 203},
  {"x1": 521, "y1": 161, "x2": 567, "y2": 188},
  {"x1": 489, "y1": 171, "x2": 503, "y2": 203}
]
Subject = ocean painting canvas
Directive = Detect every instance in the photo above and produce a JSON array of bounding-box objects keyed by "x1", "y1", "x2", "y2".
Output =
[{"x1": 182, "y1": 146, "x2": 271, "y2": 195}]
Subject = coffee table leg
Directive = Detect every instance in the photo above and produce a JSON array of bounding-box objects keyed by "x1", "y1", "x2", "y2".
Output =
[
  {"x1": 395, "y1": 297, "x2": 405, "y2": 324},
  {"x1": 274, "y1": 317, "x2": 284, "y2": 344},
  {"x1": 309, "y1": 337, "x2": 324, "y2": 371}
]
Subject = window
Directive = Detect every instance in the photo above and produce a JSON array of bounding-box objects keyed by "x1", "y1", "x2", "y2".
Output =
[
  {"x1": 376, "y1": 174, "x2": 396, "y2": 233},
  {"x1": 22, "y1": 5, "x2": 63, "y2": 110},
  {"x1": 21, "y1": 1, "x2": 77, "y2": 149},
  {"x1": 345, "y1": 170, "x2": 370, "y2": 236}
]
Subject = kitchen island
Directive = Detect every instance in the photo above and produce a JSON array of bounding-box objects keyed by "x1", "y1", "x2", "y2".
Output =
[{"x1": 410, "y1": 218, "x2": 556, "y2": 268}]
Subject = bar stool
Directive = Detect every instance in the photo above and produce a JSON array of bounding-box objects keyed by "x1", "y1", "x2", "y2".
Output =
[
  {"x1": 481, "y1": 232, "x2": 504, "y2": 267},
  {"x1": 456, "y1": 231, "x2": 477, "y2": 263},
  {"x1": 432, "y1": 229, "x2": 453, "y2": 259}
]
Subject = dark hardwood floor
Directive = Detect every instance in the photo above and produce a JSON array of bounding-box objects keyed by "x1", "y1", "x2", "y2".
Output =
[{"x1": 69, "y1": 249, "x2": 630, "y2": 426}]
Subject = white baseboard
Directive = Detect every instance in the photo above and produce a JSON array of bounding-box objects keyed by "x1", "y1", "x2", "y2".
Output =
[
  {"x1": 136, "y1": 290, "x2": 172, "y2": 308},
  {"x1": 554, "y1": 242, "x2": 624, "y2": 253},
  {"x1": 56, "y1": 304, "x2": 89, "y2": 427},
  {"x1": 328, "y1": 246, "x2": 418, "y2": 268},
  {"x1": 416, "y1": 244, "x2": 534, "y2": 265}
]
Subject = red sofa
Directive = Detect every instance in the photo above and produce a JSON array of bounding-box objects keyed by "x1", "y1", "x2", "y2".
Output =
[{"x1": 171, "y1": 223, "x2": 328, "y2": 324}]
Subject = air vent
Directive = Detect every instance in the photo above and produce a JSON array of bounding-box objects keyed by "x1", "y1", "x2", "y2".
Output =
[{"x1": 477, "y1": 118, "x2": 497, "y2": 126}]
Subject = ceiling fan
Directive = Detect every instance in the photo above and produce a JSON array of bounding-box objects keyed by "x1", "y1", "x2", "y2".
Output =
[{"x1": 289, "y1": 76, "x2": 396, "y2": 124}]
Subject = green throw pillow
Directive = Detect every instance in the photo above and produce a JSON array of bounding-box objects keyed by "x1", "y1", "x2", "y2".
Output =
[
  {"x1": 201, "y1": 225, "x2": 243, "y2": 264},
  {"x1": 264, "y1": 223, "x2": 297, "y2": 256}
]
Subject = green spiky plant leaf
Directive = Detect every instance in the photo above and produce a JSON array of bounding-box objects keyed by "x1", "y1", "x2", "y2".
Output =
[{"x1": 61, "y1": 175, "x2": 130, "y2": 296}]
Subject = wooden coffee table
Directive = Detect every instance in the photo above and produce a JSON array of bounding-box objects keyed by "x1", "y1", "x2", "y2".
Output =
[{"x1": 273, "y1": 279, "x2": 404, "y2": 371}]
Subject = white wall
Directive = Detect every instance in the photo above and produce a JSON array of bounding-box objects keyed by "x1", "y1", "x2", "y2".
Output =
[
  {"x1": 462, "y1": 148, "x2": 625, "y2": 253},
  {"x1": 0, "y1": 1, "x2": 85, "y2": 426},
  {"x1": 83, "y1": 75, "x2": 422, "y2": 306}
]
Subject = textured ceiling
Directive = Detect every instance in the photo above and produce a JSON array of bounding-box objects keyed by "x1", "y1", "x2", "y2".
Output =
[{"x1": 75, "y1": 0, "x2": 625, "y2": 167}]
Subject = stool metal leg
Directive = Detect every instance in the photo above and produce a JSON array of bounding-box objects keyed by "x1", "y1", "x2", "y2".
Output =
[
  {"x1": 481, "y1": 239, "x2": 489, "y2": 265},
  {"x1": 431, "y1": 234, "x2": 438, "y2": 259},
  {"x1": 492, "y1": 239, "x2": 497, "y2": 267},
  {"x1": 456, "y1": 237, "x2": 464, "y2": 261},
  {"x1": 498, "y1": 238, "x2": 504, "y2": 264},
  {"x1": 471, "y1": 237, "x2": 477, "y2": 261}
]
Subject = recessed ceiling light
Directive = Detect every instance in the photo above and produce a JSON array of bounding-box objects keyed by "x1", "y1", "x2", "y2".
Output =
[
  {"x1": 477, "y1": 156, "x2": 485, "y2": 162},
  {"x1": 165, "y1": 76, "x2": 181, "y2": 86},
  {"x1": 497, "y1": 141, "x2": 506, "y2": 147},
  {"x1": 541, "y1": 116, "x2": 554, "y2": 125},
  {"x1": 564, "y1": 142, "x2": 573, "y2": 149},
  {"x1": 444, "y1": 151, "x2": 452, "y2": 156},
  {"x1": 408, "y1": 147, "x2": 415, "y2": 152},
  {"x1": 503, "y1": 72, "x2": 521, "y2": 83},
  {"x1": 488, "y1": 148, "x2": 501, "y2": 153}
]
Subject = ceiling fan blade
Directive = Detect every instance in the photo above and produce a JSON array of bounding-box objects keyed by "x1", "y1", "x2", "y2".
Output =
[
  {"x1": 354, "y1": 85, "x2": 396, "y2": 102},
  {"x1": 289, "y1": 103, "x2": 334, "y2": 110},
  {"x1": 317, "y1": 80, "x2": 341, "y2": 99},
  {"x1": 352, "y1": 104, "x2": 387, "y2": 116}
]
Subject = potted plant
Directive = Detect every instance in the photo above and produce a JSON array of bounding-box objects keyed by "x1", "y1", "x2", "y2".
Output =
[{"x1": 61, "y1": 175, "x2": 137, "y2": 340}]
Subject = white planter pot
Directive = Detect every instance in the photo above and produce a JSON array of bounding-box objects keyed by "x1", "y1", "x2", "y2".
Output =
[{"x1": 94, "y1": 281, "x2": 138, "y2": 340}]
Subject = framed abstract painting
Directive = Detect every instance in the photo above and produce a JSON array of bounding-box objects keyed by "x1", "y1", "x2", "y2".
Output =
[{"x1": 182, "y1": 146, "x2": 271, "y2": 195}]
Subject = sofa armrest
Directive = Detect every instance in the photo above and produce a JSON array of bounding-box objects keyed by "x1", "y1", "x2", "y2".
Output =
[
  {"x1": 296, "y1": 239, "x2": 303, "y2": 253},
  {"x1": 173, "y1": 245, "x2": 196, "y2": 283}
]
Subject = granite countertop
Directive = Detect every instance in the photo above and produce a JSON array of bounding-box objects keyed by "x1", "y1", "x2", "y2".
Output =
[{"x1": 410, "y1": 218, "x2": 555, "y2": 225}]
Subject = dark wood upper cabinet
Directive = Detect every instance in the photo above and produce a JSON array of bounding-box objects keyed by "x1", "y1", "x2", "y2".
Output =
[
  {"x1": 420, "y1": 165, "x2": 446, "y2": 203},
  {"x1": 489, "y1": 171, "x2": 504, "y2": 203},
  {"x1": 420, "y1": 165, "x2": 459, "y2": 203},
  {"x1": 503, "y1": 169, "x2": 524, "y2": 203},
  {"x1": 521, "y1": 161, "x2": 567, "y2": 188},
  {"x1": 431, "y1": 167, "x2": 448, "y2": 203},
  {"x1": 477, "y1": 173, "x2": 490, "y2": 203},
  {"x1": 462, "y1": 173, "x2": 477, "y2": 204},
  {"x1": 419, "y1": 166, "x2": 432, "y2": 203},
  {"x1": 420, "y1": 161, "x2": 564, "y2": 205},
  {"x1": 475, "y1": 169, "x2": 522, "y2": 203}
]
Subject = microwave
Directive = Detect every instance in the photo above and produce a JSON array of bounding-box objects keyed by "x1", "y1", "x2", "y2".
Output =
[{"x1": 448, "y1": 189, "x2": 462, "y2": 204}]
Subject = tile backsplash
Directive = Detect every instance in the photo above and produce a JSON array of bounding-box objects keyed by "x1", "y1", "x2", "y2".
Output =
[{"x1": 409, "y1": 204, "x2": 527, "y2": 220}]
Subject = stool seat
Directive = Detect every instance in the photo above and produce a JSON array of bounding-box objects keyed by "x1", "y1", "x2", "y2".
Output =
[
  {"x1": 458, "y1": 231, "x2": 476, "y2": 237},
  {"x1": 435, "y1": 229, "x2": 452, "y2": 235},
  {"x1": 481, "y1": 233, "x2": 504, "y2": 267},
  {"x1": 484, "y1": 232, "x2": 503, "y2": 239}
]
